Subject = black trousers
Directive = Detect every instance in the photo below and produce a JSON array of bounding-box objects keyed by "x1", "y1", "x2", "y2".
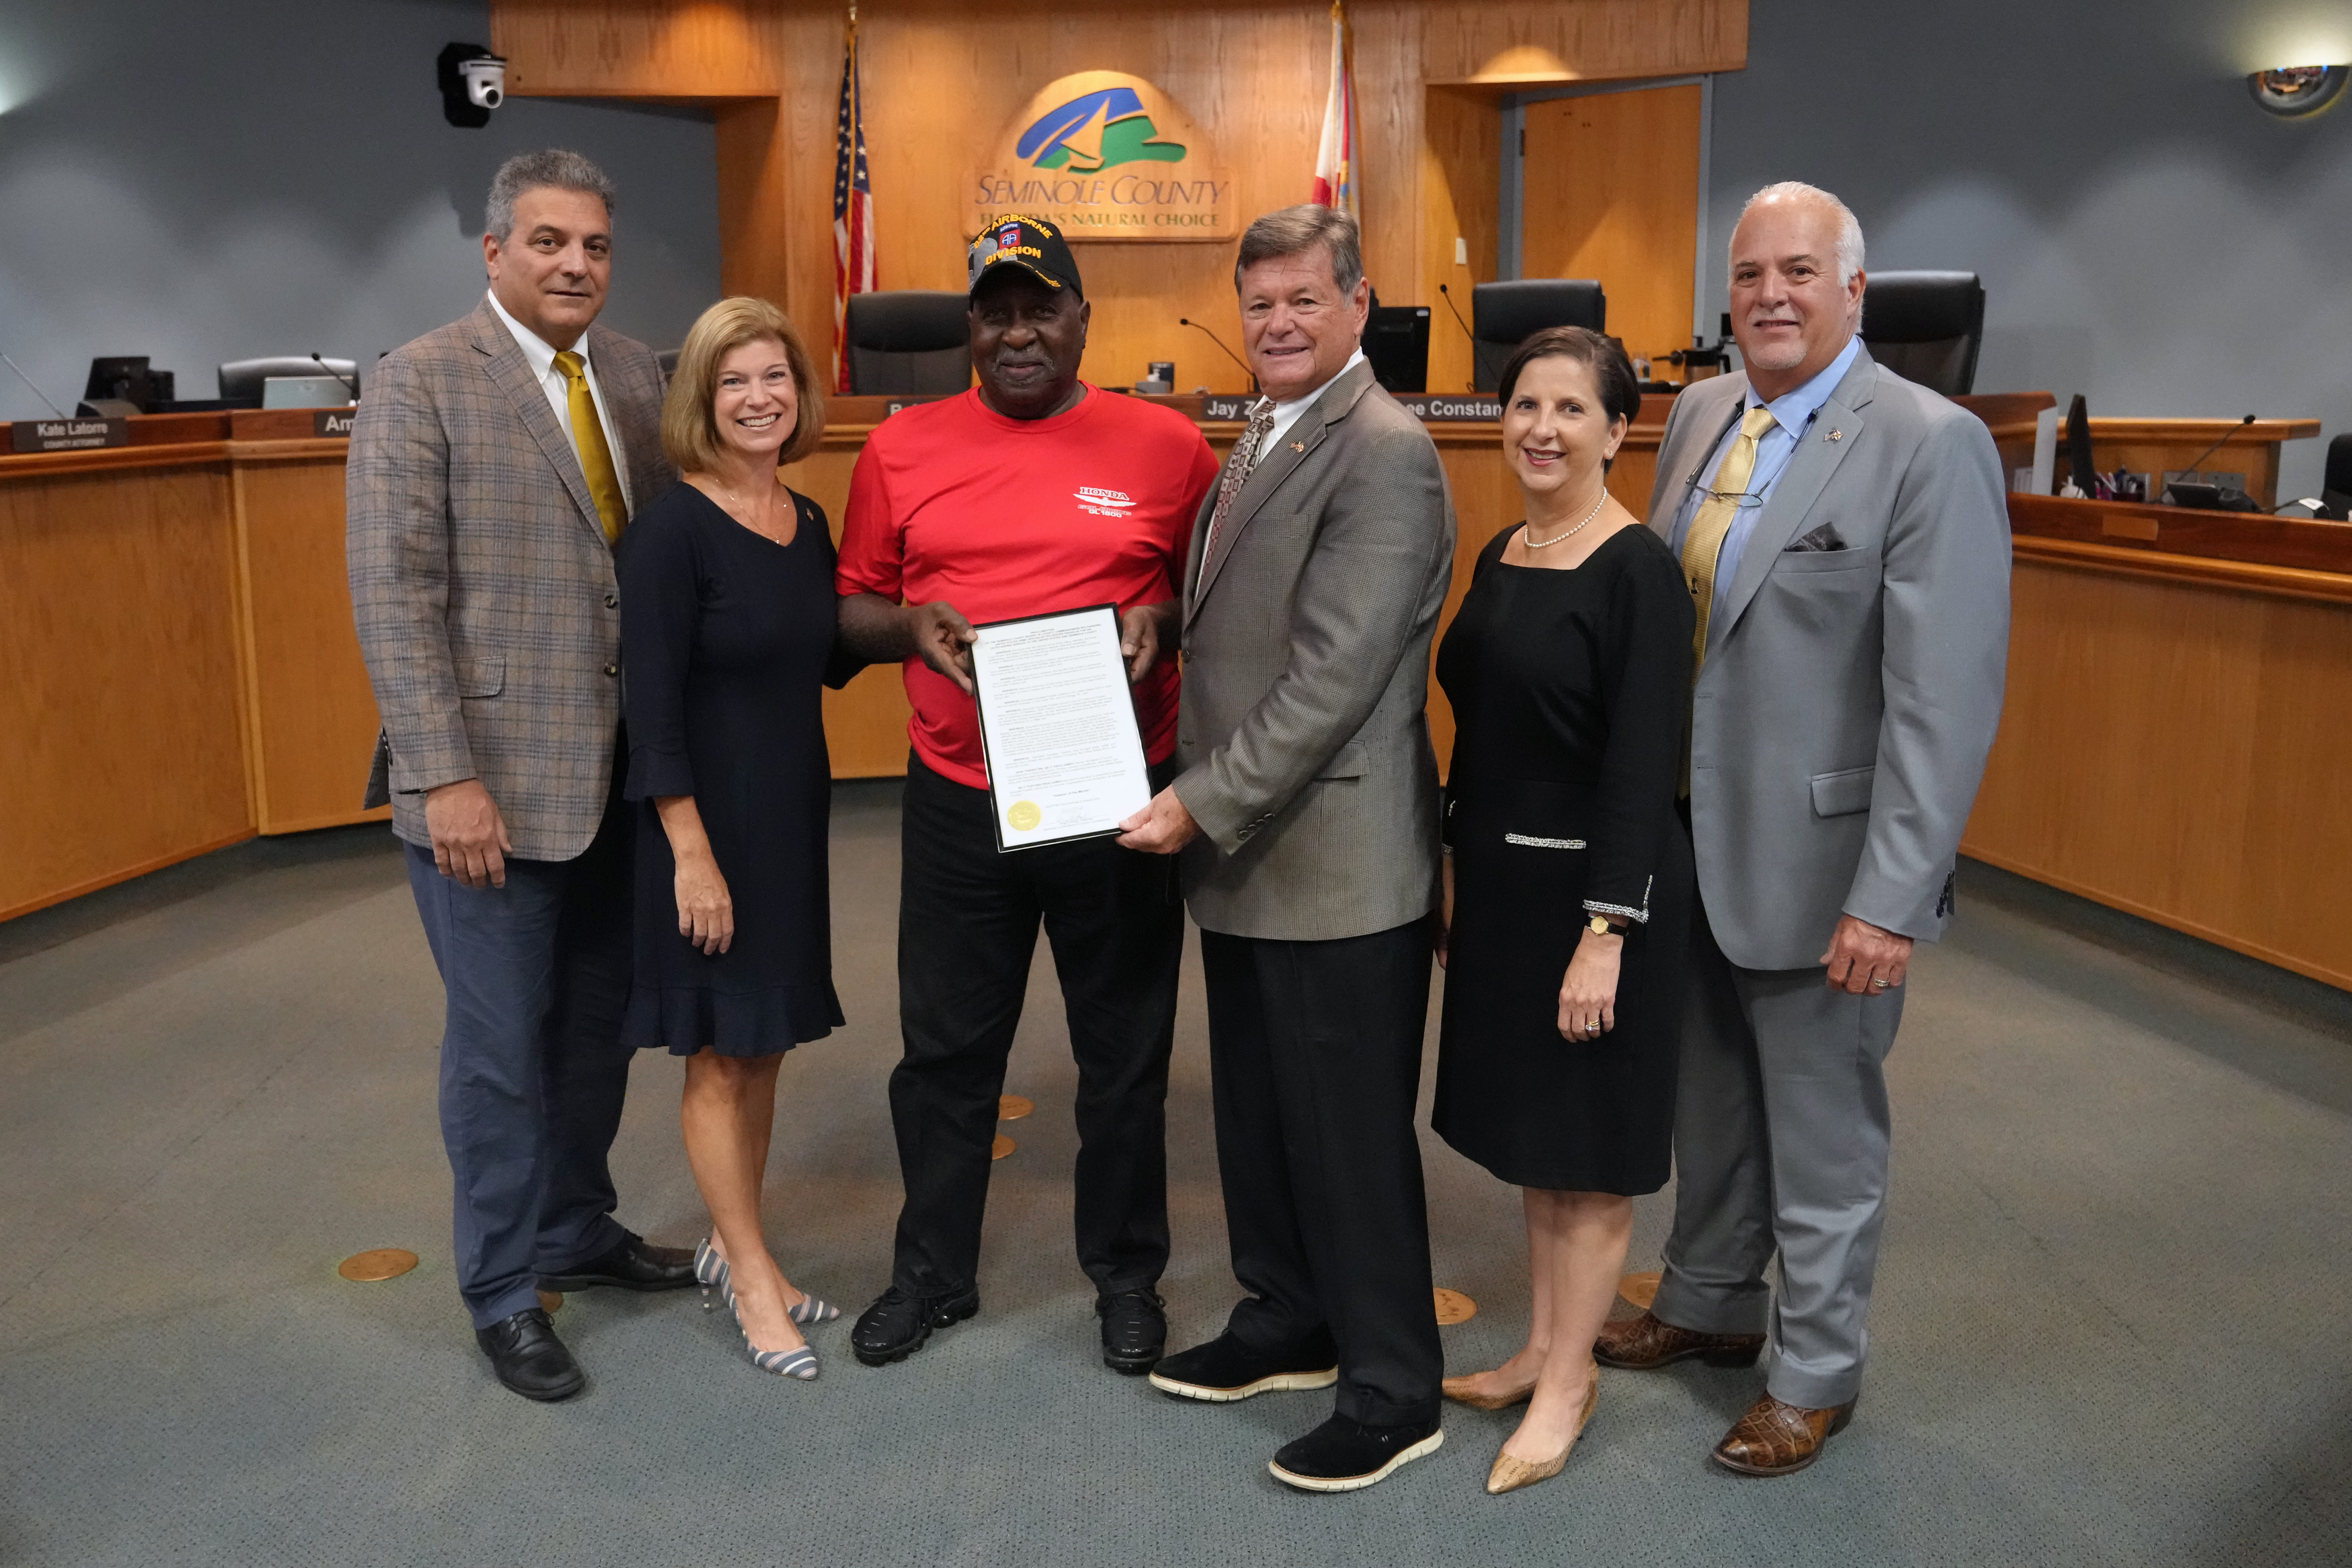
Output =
[
  {"x1": 889, "y1": 757, "x2": 1184, "y2": 1299},
  {"x1": 1200, "y1": 920, "x2": 1442, "y2": 1427}
]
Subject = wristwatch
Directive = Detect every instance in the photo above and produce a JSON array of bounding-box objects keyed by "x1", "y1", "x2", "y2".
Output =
[{"x1": 1587, "y1": 915, "x2": 1627, "y2": 937}]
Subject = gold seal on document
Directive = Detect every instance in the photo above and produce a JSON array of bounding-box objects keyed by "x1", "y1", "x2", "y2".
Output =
[{"x1": 1007, "y1": 800, "x2": 1042, "y2": 831}]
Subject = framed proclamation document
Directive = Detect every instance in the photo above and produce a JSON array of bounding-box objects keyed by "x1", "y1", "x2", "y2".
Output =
[{"x1": 968, "y1": 604, "x2": 1154, "y2": 852}]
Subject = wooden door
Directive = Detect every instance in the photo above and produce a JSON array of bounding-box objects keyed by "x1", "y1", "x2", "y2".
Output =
[{"x1": 1519, "y1": 86, "x2": 1702, "y2": 371}]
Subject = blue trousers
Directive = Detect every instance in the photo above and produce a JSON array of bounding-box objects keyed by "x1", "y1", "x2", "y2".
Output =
[{"x1": 404, "y1": 779, "x2": 634, "y2": 1328}]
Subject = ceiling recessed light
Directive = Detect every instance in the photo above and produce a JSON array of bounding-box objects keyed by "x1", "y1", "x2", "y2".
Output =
[{"x1": 2248, "y1": 64, "x2": 2349, "y2": 116}]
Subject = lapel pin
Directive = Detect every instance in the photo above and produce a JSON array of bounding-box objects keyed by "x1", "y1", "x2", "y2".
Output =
[
  {"x1": 1827, "y1": 428, "x2": 1843, "y2": 442},
  {"x1": 1289, "y1": 441, "x2": 1306, "y2": 452}
]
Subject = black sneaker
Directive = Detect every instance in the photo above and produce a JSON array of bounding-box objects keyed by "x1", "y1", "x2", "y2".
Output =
[
  {"x1": 1147, "y1": 1330, "x2": 1338, "y2": 1402},
  {"x1": 850, "y1": 1283, "x2": 980, "y2": 1367},
  {"x1": 1269, "y1": 1414, "x2": 1444, "y2": 1493},
  {"x1": 1096, "y1": 1289, "x2": 1167, "y2": 1374}
]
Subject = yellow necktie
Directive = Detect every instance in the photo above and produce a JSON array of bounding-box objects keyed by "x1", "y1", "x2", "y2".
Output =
[
  {"x1": 1678, "y1": 405, "x2": 1780, "y2": 673},
  {"x1": 553, "y1": 350, "x2": 627, "y2": 543}
]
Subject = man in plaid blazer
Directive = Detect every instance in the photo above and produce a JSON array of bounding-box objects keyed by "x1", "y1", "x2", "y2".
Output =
[{"x1": 347, "y1": 149, "x2": 683, "y2": 1401}]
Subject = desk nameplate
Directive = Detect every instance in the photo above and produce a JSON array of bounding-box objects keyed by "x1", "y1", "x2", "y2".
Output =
[
  {"x1": 12, "y1": 417, "x2": 128, "y2": 454},
  {"x1": 1198, "y1": 392, "x2": 1504, "y2": 425},
  {"x1": 313, "y1": 408, "x2": 357, "y2": 438}
]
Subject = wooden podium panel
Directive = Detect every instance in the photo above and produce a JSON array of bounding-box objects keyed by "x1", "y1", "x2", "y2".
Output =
[
  {"x1": 0, "y1": 455, "x2": 254, "y2": 921},
  {"x1": 1962, "y1": 540, "x2": 2352, "y2": 989},
  {"x1": 231, "y1": 443, "x2": 393, "y2": 833}
]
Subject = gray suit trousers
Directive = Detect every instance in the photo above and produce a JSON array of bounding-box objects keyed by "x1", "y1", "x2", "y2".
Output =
[{"x1": 1652, "y1": 888, "x2": 1904, "y2": 1410}]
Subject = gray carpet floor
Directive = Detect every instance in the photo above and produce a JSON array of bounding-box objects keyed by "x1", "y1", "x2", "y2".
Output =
[{"x1": 4, "y1": 782, "x2": 2348, "y2": 1566}]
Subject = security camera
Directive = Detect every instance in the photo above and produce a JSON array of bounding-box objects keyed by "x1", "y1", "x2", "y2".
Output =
[
  {"x1": 461, "y1": 57, "x2": 505, "y2": 110},
  {"x1": 437, "y1": 43, "x2": 508, "y2": 129}
]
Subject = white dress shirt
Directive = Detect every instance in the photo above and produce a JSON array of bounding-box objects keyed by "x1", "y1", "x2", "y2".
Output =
[
  {"x1": 486, "y1": 288, "x2": 633, "y2": 512},
  {"x1": 1255, "y1": 348, "x2": 1369, "y2": 461},
  {"x1": 1664, "y1": 333, "x2": 1862, "y2": 595}
]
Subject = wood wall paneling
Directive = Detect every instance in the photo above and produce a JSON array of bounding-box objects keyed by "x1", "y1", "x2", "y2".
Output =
[
  {"x1": 1418, "y1": 86, "x2": 1501, "y2": 396},
  {"x1": 492, "y1": 0, "x2": 1746, "y2": 387},
  {"x1": 1521, "y1": 86, "x2": 1703, "y2": 367},
  {"x1": 0, "y1": 462, "x2": 255, "y2": 920}
]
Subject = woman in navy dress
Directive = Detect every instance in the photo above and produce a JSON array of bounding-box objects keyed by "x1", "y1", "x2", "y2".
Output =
[
  {"x1": 1430, "y1": 327, "x2": 1695, "y2": 1491},
  {"x1": 617, "y1": 297, "x2": 848, "y2": 1380}
]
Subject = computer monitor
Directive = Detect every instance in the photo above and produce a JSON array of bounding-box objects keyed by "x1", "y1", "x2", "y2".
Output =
[
  {"x1": 1364, "y1": 305, "x2": 1430, "y2": 394},
  {"x1": 82, "y1": 357, "x2": 171, "y2": 411},
  {"x1": 260, "y1": 376, "x2": 356, "y2": 410}
]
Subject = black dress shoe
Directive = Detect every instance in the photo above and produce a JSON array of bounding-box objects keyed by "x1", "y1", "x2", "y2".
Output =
[
  {"x1": 1147, "y1": 1330, "x2": 1338, "y2": 1403},
  {"x1": 1096, "y1": 1289, "x2": 1167, "y2": 1374},
  {"x1": 475, "y1": 1308, "x2": 586, "y2": 1401},
  {"x1": 1269, "y1": 1414, "x2": 1444, "y2": 1493},
  {"x1": 851, "y1": 1283, "x2": 980, "y2": 1367},
  {"x1": 540, "y1": 1231, "x2": 695, "y2": 1293}
]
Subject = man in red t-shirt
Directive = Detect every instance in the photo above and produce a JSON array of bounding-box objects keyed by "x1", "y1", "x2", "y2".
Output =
[{"x1": 835, "y1": 216, "x2": 1219, "y2": 1376}]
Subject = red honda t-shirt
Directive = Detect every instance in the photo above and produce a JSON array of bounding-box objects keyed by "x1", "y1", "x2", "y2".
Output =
[{"x1": 836, "y1": 386, "x2": 1220, "y2": 790}]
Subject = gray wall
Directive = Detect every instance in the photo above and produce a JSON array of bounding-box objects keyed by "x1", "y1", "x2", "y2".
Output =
[
  {"x1": 0, "y1": 0, "x2": 720, "y2": 419},
  {"x1": 1709, "y1": 0, "x2": 2352, "y2": 500}
]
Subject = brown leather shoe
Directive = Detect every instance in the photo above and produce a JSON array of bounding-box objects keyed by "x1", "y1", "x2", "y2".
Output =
[
  {"x1": 1592, "y1": 1311, "x2": 1765, "y2": 1370},
  {"x1": 1710, "y1": 1393, "x2": 1857, "y2": 1476}
]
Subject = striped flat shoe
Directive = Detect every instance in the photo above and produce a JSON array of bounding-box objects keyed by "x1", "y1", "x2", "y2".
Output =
[
  {"x1": 693, "y1": 1236, "x2": 730, "y2": 1311},
  {"x1": 789, "y1": 1292, "x2": 840, "y2": 1325}
]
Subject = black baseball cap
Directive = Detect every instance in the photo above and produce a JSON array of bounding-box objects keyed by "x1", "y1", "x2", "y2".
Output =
[{"x1": 967, "y1": 214, "x2": 1084, "y2": 299}]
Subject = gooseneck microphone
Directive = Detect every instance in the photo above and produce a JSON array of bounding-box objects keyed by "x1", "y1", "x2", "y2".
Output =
[
  {"x1": 1177, "y1": 318, "x2": 1257, "y2": 394},
  {"x1": 1435, "y1": 284, "x2": 1491, "y2": 393},
  {"x1": 1, "y1": 351, "x2": 69, "y2": 417},
  {"x1": 2174, "y1": 413, "x2": 2258, "y2": 483},
  {"x1": 311, "y1": 352, "x2": 360, "y2": 402}
]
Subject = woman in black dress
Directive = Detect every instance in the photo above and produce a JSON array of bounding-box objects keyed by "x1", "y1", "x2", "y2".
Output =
[
  {"x1": 1430, "y1": 327, "x2": 1695, "y2": 1492},
  {"x1": 617, "y1": 297, "x2": 847, "y2": 1380}
]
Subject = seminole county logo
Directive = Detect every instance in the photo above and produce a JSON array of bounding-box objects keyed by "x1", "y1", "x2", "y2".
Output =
[
  {"x1": 1018, "y1": 87, "x2": 1185, "y2": 173},
  {"x1": 970, "y1": 71, "x2": 1231, "y2": 242}
]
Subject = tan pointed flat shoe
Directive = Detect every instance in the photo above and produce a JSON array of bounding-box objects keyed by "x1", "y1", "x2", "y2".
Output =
[
  {"x1": 1443, "y1": 1372, "x2": 1535, "y2": 1411},
  {"x1": 1485, "y1": 1381, "x2": 1598, "y2": 1495}
]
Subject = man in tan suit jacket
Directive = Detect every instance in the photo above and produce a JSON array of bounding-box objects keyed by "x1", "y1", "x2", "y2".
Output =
[
  {"x1": 1121, "y1": 206, "x2": 1456, "y2": 1493},
  {"x1": 347, "y1": 149, "x2": 682, "y2": 1402}
]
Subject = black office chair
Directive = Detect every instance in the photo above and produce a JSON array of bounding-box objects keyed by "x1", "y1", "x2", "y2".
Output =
[
  {"x1": 218, "y1": 356, "x2": 359, "y2": 403},
  {"x1": 1469, "y1": 279, "x2": 1605, "y2": 393},
  {"x1": 655, "y1": 348, "x2": 680, "y2": 381},
  {"x1": 843, "y1": 291, "x2": 971, "y2": 395},
  {"x1": 1860, "y1": 272, "x2": 1984, "y2": 396},
  {"x1": 2318, "y1": 432, "x2": 2352, "y2": 519}
]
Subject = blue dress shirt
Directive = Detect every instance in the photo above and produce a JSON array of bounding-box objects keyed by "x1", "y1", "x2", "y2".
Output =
[{"x1": 1665, "y1": 334, "x2": 1863, "y2": 596}]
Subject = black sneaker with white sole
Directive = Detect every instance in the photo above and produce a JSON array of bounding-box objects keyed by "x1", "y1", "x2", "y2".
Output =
[
  {"x1": 1147, "y1": 1330, "x2": 1338, "y2": 1402},
  {"x1": 1269, "y1": 1414, "x2": 1444, "y2": 1493}
]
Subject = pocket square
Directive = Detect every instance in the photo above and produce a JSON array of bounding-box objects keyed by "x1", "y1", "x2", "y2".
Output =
[{"x1": 1785, "y1": 523, "x2": 1848, "y2": 552}]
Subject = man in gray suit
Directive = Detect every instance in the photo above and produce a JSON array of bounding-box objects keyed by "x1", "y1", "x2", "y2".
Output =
[
  {"x1": 1595, "y1": 181, "x2": 2010, "y2": 1474},
  {"x1": 348, "y1": 149, "x2": 687, "y2": 1403},
  {"x1": 1120, "y1": 205, "x2": 1456, "y2": 1493}
]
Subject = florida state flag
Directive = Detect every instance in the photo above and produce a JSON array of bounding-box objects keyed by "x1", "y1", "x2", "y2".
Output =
[{"x1": 1310, "y1": 1, "x2": 1358, "y2": 218}]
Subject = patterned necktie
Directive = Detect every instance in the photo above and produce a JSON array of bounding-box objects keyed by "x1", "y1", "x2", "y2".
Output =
[
  {"x1": 552, "y1": 350, "x2": 627, "y2": 543},
  {"x1": 1679, "y1": 405, "x2": 1780, "y2": 674},
  {"x1": 1200, "y1": 397, "x2": 1278, "y2": 570}
]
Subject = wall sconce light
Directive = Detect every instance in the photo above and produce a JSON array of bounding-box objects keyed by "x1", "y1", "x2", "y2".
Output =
[{"x1": 2247, "y1": 64, "x2": 2349, "y2": 116}]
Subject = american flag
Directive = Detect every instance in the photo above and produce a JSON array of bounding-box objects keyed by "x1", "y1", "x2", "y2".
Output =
[
  {"x1": 832, "y1": 16, "x2": 875, "y2": 394},
  {"x1": 1310, "y1": 0, "x2": 1358, "y2": 219}
]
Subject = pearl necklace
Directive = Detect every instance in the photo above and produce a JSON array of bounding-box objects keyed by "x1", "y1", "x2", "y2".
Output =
[{"x1": 1522, "y1": 480, "x2": 1609, "y2": 549}]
